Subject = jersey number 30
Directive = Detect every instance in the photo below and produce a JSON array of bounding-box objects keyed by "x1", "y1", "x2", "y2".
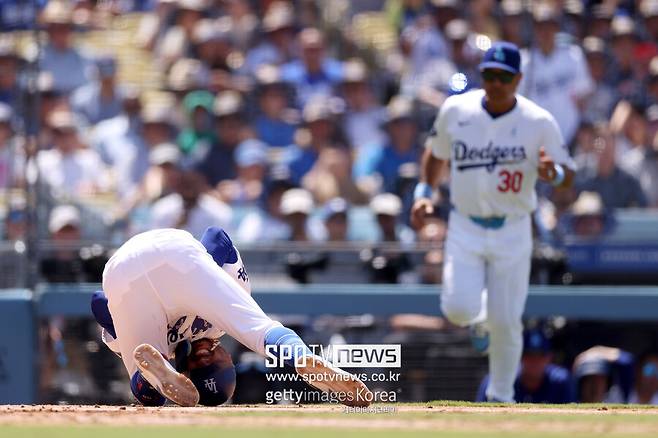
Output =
[{"x1": 497, "y1": 170, "x2": 523, "y2": 193}]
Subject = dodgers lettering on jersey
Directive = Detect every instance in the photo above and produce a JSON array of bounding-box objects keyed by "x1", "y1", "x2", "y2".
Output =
[{"x1": 426, "y1": 89, "x2": 575, "y2": 218}]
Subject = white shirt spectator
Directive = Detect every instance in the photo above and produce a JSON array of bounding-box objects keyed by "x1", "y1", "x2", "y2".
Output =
[
  {"x1": 36, "y1": 148, "x2": 108, "y2": 198},
  {"x1": 520, "y1": 43, "x2": 593, "y2": 144},
  {"x1": 148, "y1": 193, "x2": 233, "y2": 239}
]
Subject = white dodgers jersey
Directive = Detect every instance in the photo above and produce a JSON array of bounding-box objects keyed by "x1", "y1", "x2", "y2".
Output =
[{"x1": 426, "y1": 89, "x2": 575, "y2": 218}]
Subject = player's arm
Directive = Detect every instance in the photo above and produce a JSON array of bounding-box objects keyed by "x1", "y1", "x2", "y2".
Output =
[
  {"x1": 200, "y1": 226, "x2": 251, "y2": 294},
  {"x1": 411, "y1": 102, "x2": 451, "y2": 230},
  {"x1": 537, "y1": 147, "x2": 575, "y2": 188},
  {"x1": 537, "y1": 115, "x2": 576, "y2": 189}
]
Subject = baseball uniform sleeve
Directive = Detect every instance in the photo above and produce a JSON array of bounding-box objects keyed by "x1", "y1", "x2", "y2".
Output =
[
  {"x1": 540, "y1": 113, "x2": 577, "y2": 170},
  {"x1": 425, "y1": 99, "x2": 453, "y2": 160}
]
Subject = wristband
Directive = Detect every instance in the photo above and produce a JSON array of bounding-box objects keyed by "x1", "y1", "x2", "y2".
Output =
[
  {"x1": 414, "y1": 182, "x2": 433, "y2": 200},
  {"x1": 551, "y1": 164, "x2": 565, "y2": 187}
]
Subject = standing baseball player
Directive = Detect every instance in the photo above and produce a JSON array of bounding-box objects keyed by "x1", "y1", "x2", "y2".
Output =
[
  {"x1": 91, "y1": 226, "x2": 371, "y2": 407},
  {"x1": 410, "y1": 41, "x2": 575, "y2": 402}
]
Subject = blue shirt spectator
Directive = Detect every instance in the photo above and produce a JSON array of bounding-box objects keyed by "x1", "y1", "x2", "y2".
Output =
[
  {"x1": 280, "y1": 28, "x2": 344, "y2": 107},
  {"x1": 70, "y1": 56, "x2": 124, "y2": 125},
  {"x1": 477, "y1": 364, "x2": 575, "y2": 404},
  {"x1": 477, "y1": 329, "x2": 575, "y2": 403}
]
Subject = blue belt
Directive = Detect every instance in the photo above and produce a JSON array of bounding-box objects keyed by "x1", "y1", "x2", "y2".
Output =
[{"x1": 469, "y1": 215, "x2": 506, "y2": 229}]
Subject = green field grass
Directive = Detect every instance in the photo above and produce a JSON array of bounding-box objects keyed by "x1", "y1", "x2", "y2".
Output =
[{"x1": 3, "y1": 402, "x2": 658, "y2": 438}]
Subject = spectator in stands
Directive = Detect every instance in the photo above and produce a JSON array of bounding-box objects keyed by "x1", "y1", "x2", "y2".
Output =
[
  {"x1": 619, "y1": 114, "x2": 658, "y2": 208},
  {"x1": 629, "y1": 352, "x2": 658, "y2": 405},
  {"x1": 191, "y1": 18, "x2": 233, "y2": 72},
  {"x1": 36, "y1": 110, "x2": 110, "y2": 199},
  {"x1": 520, "y1": 3, "x2": 593, "y2": 145},
  {"x1": 253, "y1": 64, "x2": 299, "y2": 148},
  {"x1": 609, "y1": 15, "x2": 640, "y2": 99},
  {"x1": 279, "y1": 187, "x2": 314, "y2": 241},
  {"x1": 193, "y1": 91, "x2": 247, "y2": 186},
  {"x1": 71, "y1": 55, "x2": 124, "y2": 125},
  {"x1": 359, "y1": 96, "x2": 420, "y2": 194},
  {"x1": 582, "y1": 37, "x2": 617, "y2": 124},
  {"x1": 39, "y1": 1, "x2": 93, "y2": 94},
  {"x1": 642, "y1": 1, "x2": 658, "y2": 46},
  {"x1": 104, "y1": 100, "x2": 177, "y2": 198},
  {"x1": 280, "y1": 28, "x2": 344, "y2": 107},
  {"x1": 613, "y1": 101, "x2": 651, "y2": 164},
  {"x1": 155, "y1": 0, "x2": 207, "y2": 69},
  {"x1": 574, "y1": 346, "x2": 634, "y2": 403},
  {"x1": 364, "y1": 193, "x2": 412, "y2": 283},
  {"x1": 444, "y1": 19, "x2": 481, "y2": 93},
  {"x1": 3, "y1": 198, "x2": 26, "y2": 242},
  {"x1": 397, "y1": 14, "x2": 455, "y2": 99},
  {"x1": 165, "y1": 58, "x2": 211, "y2": 101},
  {"x1": 648, "y1": 58, "x2": 658, "y2": 107},
  {"x1": 92, "y1": 85, "x2": 143, "y2": 151},
  {"x1": 321, "y1": 197, "x2": 349, "y2": 242},
  {"x1": 339, "y1": 59, "x2": 386, "y2": 153},
  {"x1": 589, "y1": 4, "x2": 615, "y2": 39},
  {"x1": 177, "y1": 90, "x2": 215, "y2": 158},
  {"x1": 0, "y1": 103, "x2": 24, "y2": 189},
  {"x1": 499, "y1": 0, "x2": 525, "y2": 47},
  {"x1": 0, "y1": 35, "x2": 20, "y2": 109},
  {"x1": 558, "y1": 191, "x2": 611, "y2": 240},
  {"x1": 286, "y1": 95, "x2": 343, "y2": 186},
  {"x1": 575, "y1": 125, "x2": 647, "y2": 209},
  {"x1": 243, "y1": 1, "x2": 296, "y2": 73},
  {"x1": 41, "y1": 204, "x2": 107, "y2": 283},
  {"x1": 476, "y1": 329, "x2": 575, "y2": 403},
  {"x1": 236, "y1": 175, "x2": 293, "y2": 243},
  {"x1": 370, "y1": 193, "x2": 414, "y2": 244},
  {"x1": 148, "y1": 169, "x2": 233, "y2": 239},
  {"x1": 216, "y1": 138, "x2": 268, "y2": 205}
]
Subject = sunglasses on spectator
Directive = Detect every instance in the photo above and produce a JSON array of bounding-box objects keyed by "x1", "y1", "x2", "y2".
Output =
[{"x1": 481, "y1": 70, "x2": 516, "y2": 84}]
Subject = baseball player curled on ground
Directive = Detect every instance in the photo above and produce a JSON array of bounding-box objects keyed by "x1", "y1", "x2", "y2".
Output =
[
  {"x1": 91, "y1": 226, "x2": 372, "y2": 406},
  {"x1": 411, "y1": 41, "x2": 576, "y2": 402}
]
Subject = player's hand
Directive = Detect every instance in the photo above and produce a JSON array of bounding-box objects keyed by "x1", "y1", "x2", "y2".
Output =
[
  {"x1": 537, "y1": 147, "x2": 556, "y2": 183},
  {"x1": 410, "y1": 198, "x2": 434, "y2": 230}
]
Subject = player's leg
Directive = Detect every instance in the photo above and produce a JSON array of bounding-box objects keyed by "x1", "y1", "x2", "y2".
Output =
[
  {"x1": 103, "y1": 254, "x2": 199, "y2": 406},
  {"x1": 441, "y1": 212, "x2": 487, "y2": 327},
  {"x1": 484, "y1": 216, "x2": 533, "y2": 402}
]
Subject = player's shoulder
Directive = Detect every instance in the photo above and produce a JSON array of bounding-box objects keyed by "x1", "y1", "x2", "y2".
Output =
[{"x1": 545, "y1": 364, "x2": 572, "y2": 383}]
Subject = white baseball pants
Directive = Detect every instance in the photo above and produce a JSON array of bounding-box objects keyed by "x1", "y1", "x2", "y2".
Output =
[
  {"x1": 102, "y1": 229, "x2": 281, "y2": 376},
  {"x1": 441, "y1": 211, "x2": 532, "y2": 402}
]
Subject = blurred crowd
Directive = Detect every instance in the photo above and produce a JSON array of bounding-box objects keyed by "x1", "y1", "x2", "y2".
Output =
[{"x1": 0, "y1": 0, "x2": 658, "y2": 282}]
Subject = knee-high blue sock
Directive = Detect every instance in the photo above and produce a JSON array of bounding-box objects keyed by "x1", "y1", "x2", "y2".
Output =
[
  {"x1": 263, "y1": 326, "x2": 313, "y2": 368},
  {"x1": 130, "y1": 371, "x2": 166, "y2": 406}
]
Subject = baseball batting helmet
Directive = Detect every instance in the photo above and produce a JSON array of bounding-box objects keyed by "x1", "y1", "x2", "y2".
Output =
[{"x1": 189, "y1": 362, "x2": 237, "y2": 406}]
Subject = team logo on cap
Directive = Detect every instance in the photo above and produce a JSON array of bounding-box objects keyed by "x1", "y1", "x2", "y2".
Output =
[
  {"x1": 204, "y1": 378, "x2": 218, "y2": 394},
  {"x1": 493, "y1": 47, "x2": 505, "y2": 62}
]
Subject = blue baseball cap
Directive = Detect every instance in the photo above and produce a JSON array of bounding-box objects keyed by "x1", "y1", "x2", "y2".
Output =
[
  {"x1": 479, "y1": 41, "x2": 521, "y2": 74},
  {"x1": 523, "y1": 329, "x2": 551, "y2": 354}
]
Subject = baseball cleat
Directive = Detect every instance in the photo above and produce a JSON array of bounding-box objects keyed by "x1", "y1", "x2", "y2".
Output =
[
  {"x1": 295, "y1": 355, "x2": 373, "y2": 407},
  {"x1": 133, "y1": 343, "x2": 200, "y2": 407}
]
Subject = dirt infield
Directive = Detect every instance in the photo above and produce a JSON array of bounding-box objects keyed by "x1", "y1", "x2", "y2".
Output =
[{"x1": 3, "y1": 403, "x2": 658, "y2": 435}]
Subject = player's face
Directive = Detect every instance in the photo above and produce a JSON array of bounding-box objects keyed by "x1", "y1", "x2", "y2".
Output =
[
  {"x1": 481, "y1": 68, "x2": 521, "y2": 102},
  {"x1": 187, "y1": 339, "x2": 233, "y2": 371}
]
